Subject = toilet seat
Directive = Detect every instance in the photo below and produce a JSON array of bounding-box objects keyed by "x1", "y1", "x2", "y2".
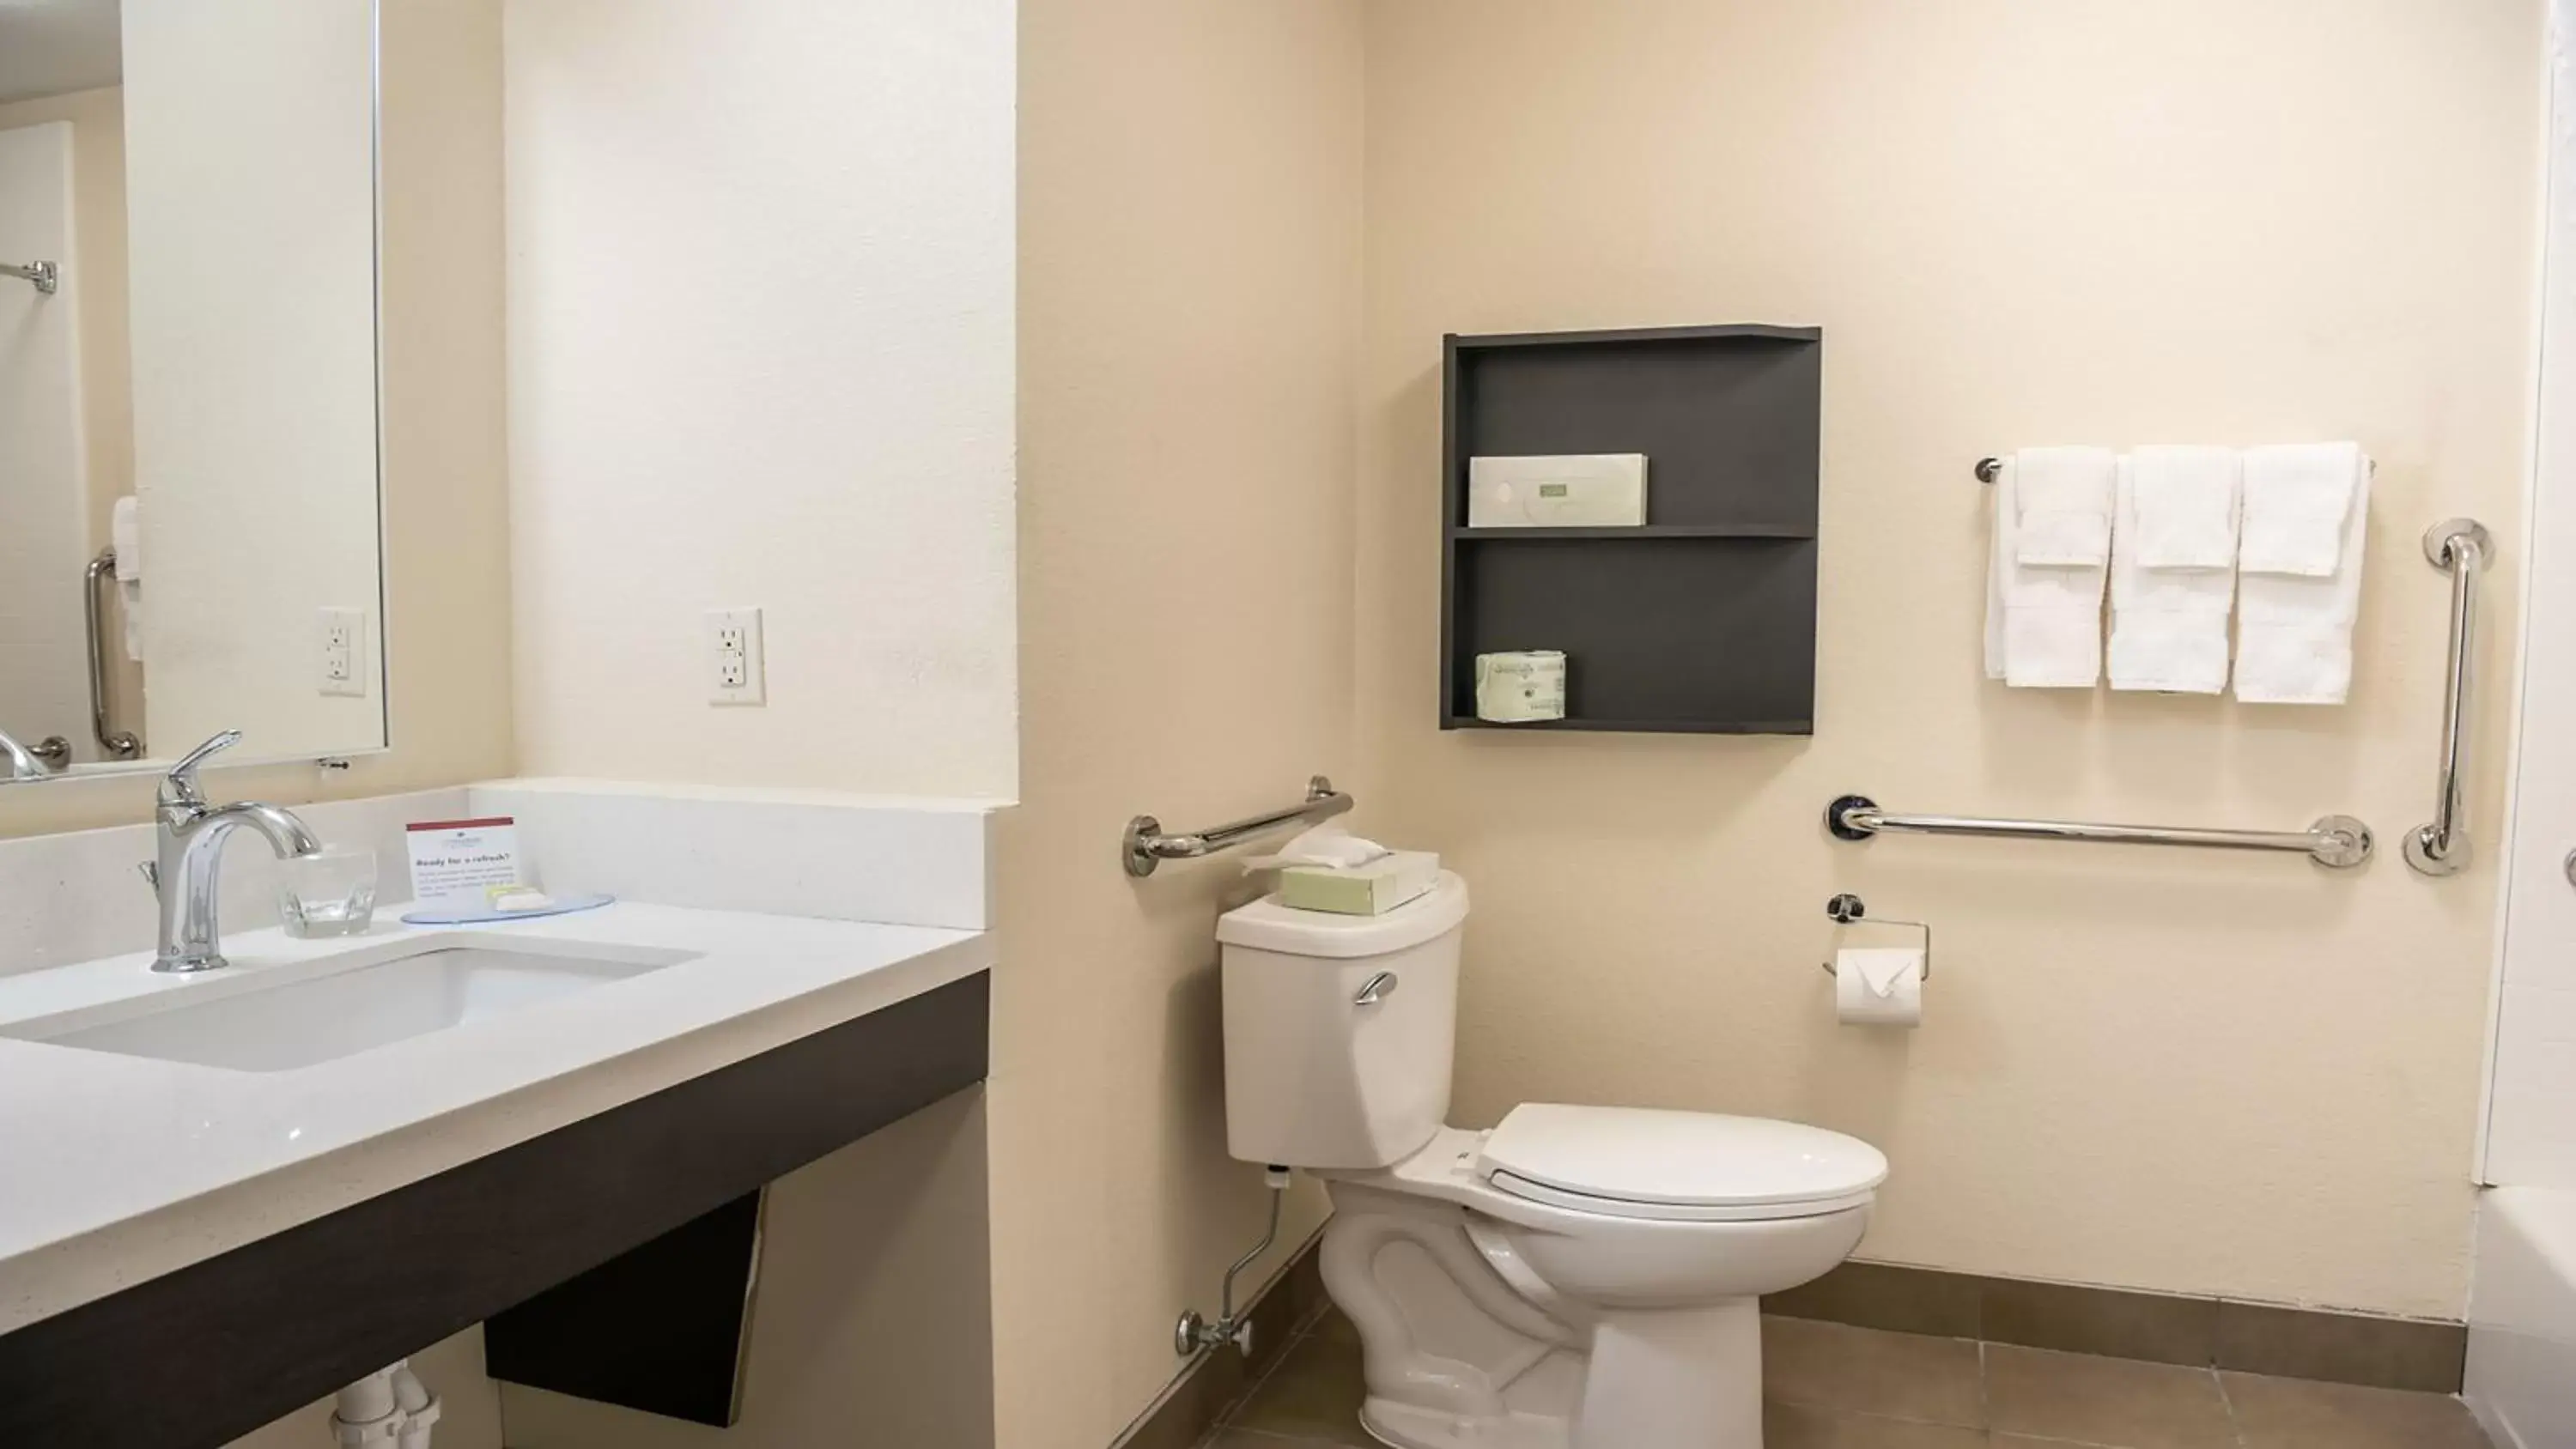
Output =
[{"x1": 1478, "y1": 1103, "x2": 1887, "y2": 1223}]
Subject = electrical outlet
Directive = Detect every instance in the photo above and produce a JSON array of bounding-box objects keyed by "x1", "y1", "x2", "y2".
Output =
[
  {"x1": 318, "y1": 608, "x2": 367, "y2": 697},
  {"x1": 705, "y1": 607, "x2": 765, "y2": 705}
]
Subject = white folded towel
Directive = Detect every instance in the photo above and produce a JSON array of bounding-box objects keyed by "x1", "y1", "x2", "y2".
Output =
[
  {"x1": 111, "y1": 494, "x2": 143, "y2": 664},
  {"x1": 2129, "y1": 446, "x2": 2240, "y2": 568},
  {"x1": 2012, "y1": 446, "x2": 2117, "y2": 567},
  {"x1": 2235, "y1": 452, "x2": 2371, "y2": 705},
  {"x1": 2108, "y1": 458, "x2": 2235, "y2": 693},
  {"x1": 2240, "y1": 442, "x2": 2364, "y2": 577},
  {"x1": 1985, "y1": 456, "x2": 2107, "y2": 688}
]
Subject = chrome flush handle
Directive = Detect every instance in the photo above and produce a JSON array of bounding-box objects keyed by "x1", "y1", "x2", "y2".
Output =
[{"x1": 1353, "y1": 972, "x2": 1400, "y2": 1006}]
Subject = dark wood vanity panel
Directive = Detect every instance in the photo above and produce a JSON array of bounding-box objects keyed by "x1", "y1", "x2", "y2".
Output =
[
  {"x1": 0, "y1": 970, "x2": 989, "y2": 1448},
  {"x1": 483, "y1": 1187, "x2": 768, "y2": 1426}
]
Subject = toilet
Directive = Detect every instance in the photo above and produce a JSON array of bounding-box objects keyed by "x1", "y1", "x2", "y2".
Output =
[{"x1": 1218, "y1": 872, "x2": 1886, "y2": 1449}]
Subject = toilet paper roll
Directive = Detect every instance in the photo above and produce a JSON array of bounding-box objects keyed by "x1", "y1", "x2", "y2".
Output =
[
  {"x1": 1834, "y1": 947, "x2": 1923, "y2": 1028},
  {"x1": 1474, "y1": 651, "x2": 1567, "y2": 723}
]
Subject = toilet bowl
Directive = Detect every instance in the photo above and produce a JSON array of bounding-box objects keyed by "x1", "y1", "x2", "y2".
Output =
[{"x1": 1218, "y1": 874, "x2": 1888, "y2": 1449}]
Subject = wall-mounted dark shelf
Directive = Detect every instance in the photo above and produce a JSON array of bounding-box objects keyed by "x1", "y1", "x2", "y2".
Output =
[
  {"x1": 1449, "y1": 523, "x2": 1815, "y2": 542},
  {"x1": 1439, "y1": 323, "x2": 1823, "y2": 735}
]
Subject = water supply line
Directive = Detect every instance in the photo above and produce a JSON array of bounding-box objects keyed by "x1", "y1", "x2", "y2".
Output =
[
  {"x1": 1176, "y1": 1165, "x2": 1290, "y2": 1357},
  {"x1": 331, "y1": 1361, "x2": 440, "y2": 1449}
]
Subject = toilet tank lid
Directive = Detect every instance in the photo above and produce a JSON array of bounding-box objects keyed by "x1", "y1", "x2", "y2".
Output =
[
  {"x1": 1216, "y1": 873, "x2": 1470, "y2": 959},
  {"x1": 1480, "y1": 1104, "x2": 1888, "y2": 1210}
]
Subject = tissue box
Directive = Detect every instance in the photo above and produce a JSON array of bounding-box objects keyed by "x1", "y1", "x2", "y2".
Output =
[{"x1": 1280, "y1": 851, "x2": 1441, "y2": 916}]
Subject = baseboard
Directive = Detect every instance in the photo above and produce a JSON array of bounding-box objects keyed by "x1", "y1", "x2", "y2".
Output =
[
  {"x1": 1765, "y1": 1259, "x2": 2468, "y2": 1394},
  {"x1": 1109, "y1": 1231, "x2": 1329, "y2": 1449}
]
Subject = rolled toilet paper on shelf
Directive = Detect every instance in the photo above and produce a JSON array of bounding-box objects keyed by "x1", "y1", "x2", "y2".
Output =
[{"x1": 1834, "y1": 947, "x2": 1923, "y2": 1028}]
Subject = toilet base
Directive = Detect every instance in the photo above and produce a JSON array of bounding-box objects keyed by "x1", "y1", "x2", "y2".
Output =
[
  {"x1": 1354, "y1": 1301, "x2": 1764, "y2": 1449},
  {"x1": 1316, "y1": 1137, "x2": 1872, "y2": 1449},
  {"x1": 1571, "y1": 1300, "x2": 1763, "y2": 1448},
  {"x1": 1360, "y1": 1397, "x2": 1568, "y2": 1449}
]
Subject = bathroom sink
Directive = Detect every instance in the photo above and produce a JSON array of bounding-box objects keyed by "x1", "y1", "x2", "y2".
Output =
[{"x1": 0, "y1": 936, "x2": 699, "y2": 1073}]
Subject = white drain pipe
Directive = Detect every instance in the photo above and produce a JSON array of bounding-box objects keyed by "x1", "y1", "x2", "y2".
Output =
[{"x1": 330, "y1": 1360, "x2": 441, "y2": 1449}]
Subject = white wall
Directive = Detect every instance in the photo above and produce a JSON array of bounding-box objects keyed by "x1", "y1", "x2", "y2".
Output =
[
  {"x1": 123, "y1": 0, "x2": 386, "y2": 762},
  {"x1": 1358, "y1": 0, "x2": 2541, "y2": 1319},
  {"x1": 505, "y1": 0, "x2": 1018, "y2": 800},
  {"x1": 0, "y1": 120, "x2": 91, "y2": 761}
]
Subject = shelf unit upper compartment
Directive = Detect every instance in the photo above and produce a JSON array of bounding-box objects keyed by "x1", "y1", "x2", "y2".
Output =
[{"x1": 1440, "y1": 323, "x2": 1822, "y2": 736}]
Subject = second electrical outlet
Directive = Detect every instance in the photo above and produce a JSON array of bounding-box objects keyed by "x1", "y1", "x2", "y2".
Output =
[{"x1": 706, "y1": 607, "x2": 766, "y2": 705}]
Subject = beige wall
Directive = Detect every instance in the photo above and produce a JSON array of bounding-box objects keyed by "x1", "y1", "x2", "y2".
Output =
[
  {"x1": 503, "y1": 0, "x2": 1017, "y2": 799},
  {"x1": 999, "y1": 1, "x2": 1364, "y2": 1443},
  {"x1": 0, "y1": 0, "x2": 512, "y2": 841},
  {"x1": 1357, "y1": 0, "x2": 2540, "y2": 1319}
]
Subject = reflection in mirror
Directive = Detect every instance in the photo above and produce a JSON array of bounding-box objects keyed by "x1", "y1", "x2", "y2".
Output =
[{"x1": 0, "y1": 0, "x2": 386, "y2": 784}]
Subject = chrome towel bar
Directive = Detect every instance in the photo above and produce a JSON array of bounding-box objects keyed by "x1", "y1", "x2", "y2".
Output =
[
  {"x1": 2407, "y1": 518, "x2": 2493, "y2": 876},
  {"x1": 3, "y1": 261, "x2": 57, "y2": 294},
  {"x1": 1124, "y1": 776, "x2": 1353, "y2": 877},
  {"x1": 1827, "y1": 795, "x2": 2374, "y2": 870}
]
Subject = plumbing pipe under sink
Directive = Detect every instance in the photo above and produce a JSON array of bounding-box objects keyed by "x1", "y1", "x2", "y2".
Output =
[{"x1": 331, "y1": 1361, "x2": 440, "y2": 1448}]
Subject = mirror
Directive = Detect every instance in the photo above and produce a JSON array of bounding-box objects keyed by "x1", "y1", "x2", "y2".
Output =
[{"x1": 0, "y1": 0, "x2": 386, "y2": 782}]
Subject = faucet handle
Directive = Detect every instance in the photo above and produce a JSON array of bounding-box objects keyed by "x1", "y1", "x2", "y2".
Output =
[{"x1": 161, "y1": 730, "x2": 243, "y2": 806}]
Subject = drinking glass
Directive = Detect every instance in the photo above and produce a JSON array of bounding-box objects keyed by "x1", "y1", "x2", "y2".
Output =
[{"x1": 278, "y1": 848, "x2": 379, "y2": 938}]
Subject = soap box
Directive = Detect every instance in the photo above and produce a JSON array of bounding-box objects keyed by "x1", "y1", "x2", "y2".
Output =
[{"x1": 1280, "y1": 851, "x2": 1441, "y2": 916}]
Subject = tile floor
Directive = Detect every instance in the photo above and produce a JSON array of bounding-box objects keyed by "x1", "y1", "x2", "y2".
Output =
[{"x1": 1198, "y1": 1309, "x2": 2494, "y2": 1449}]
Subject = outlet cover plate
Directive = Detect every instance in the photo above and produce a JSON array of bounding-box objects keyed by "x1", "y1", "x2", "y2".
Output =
[
  {"x1": 318, "y1": 608, "x2": 367, "y2": 697},
  {"x1": 706, "y1": 607, "x2": 766, "y2": 706}
]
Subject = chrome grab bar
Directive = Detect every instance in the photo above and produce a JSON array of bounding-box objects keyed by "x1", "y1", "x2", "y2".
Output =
[
  {"x1": 84, "y1": 548, "x2": 140, "y2": 759},
  {"x1": 2407, "y1": 518, "x2": 2493, "y2": 876},
  {"x1": 3, "y1": 261, "x2": 57, "y2": 294},
  {"x1": 1124, "y1": 776, "x2": 1353, "y2": 877},
  {"x1": 1827, "y1": 795, "x2": 2374, "y2": 870}
]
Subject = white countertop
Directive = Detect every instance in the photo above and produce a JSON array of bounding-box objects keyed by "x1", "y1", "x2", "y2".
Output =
[{"x1": 0, "y1": 901, "x2": 989, "y2": 1335}]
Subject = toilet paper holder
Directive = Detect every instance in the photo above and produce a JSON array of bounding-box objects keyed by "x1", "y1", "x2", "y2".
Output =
[{"x1": 1820, "y1": 894, "x2": 1931, "y2": 979}]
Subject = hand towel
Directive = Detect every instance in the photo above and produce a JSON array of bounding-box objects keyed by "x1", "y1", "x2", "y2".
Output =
[
  {"x1": 1984, "y1": 456, "x2": 2107, "y2": 688},
  {"x1": 2108, "y1": 458, "x2": 2235, "y2": 693},
  {"x1": 2240, "y1": 442, "x2": 2364, "y2": 577},
  {"x1": 2235, "y1": 454, "x2": 2372, "y2": 705},
  {"x1": 111, "y1": 494, "x2": 143, "y2": 664},
  {"x1": 2012, "y1": 446, "x2": 2117, "y2": 567},
  {"x1": 2129, "y1": 446, "x2": 2240, "y2": 568}
]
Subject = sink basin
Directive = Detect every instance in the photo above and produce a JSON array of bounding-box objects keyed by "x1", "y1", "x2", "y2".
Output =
[{"x1": 0, "y1": 935, "x2": 700, "y2": 1072}]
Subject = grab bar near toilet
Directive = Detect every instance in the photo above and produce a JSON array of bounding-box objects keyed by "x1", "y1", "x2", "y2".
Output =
[
  {"x1": 2406, "y1": 519, "x2": 2492, "y2": 876},
  {"x1": 1123, "y1": 777, "x2": 1353, "y2": 876}
]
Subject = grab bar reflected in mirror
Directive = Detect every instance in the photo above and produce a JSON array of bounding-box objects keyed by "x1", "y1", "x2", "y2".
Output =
[
  {"x1": 85, "y1": 548, "x2": 141, "y2": 760},
  {"x1": 2407, "y1": 518, "x2": 2492, "y2": 876},
  {"x1": 1124, "y1": 776, "x2": 1353, "y2": 877}
]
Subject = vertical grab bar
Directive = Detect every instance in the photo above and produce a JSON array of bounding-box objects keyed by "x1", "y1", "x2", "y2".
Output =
[
  {"x1": 2407, "y1": 518, "x2": 2494, "y2": 876},
  {"x1": 84, "y1": 548, "x2": 141, "y2": 760}
]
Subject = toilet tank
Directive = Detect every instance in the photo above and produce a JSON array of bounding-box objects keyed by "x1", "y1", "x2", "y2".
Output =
[{"x1": 1217, "y1": 872, "x2": 1468, "y2": 1170}]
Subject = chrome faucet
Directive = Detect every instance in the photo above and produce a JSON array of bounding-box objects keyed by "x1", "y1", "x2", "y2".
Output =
[
  {"x1": 0, "y1": 728, "x2": 53, "y2": 781},
  {"x1": 149, "y1": 731, "x2": 324, "y2": 973}
]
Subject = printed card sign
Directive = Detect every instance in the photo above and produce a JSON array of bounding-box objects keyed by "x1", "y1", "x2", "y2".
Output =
[{"x1": 406, "y1": 816, "x2": 525, "y2": 908}]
